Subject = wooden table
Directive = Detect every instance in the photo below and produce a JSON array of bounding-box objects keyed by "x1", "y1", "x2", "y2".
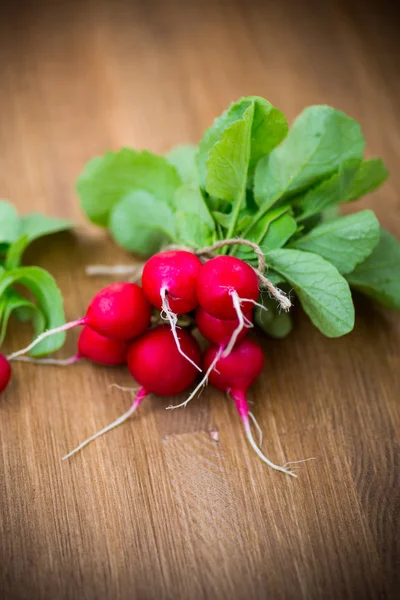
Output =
[{"x1": 1, "y1": 1, "x2": 399, "y2": 598}]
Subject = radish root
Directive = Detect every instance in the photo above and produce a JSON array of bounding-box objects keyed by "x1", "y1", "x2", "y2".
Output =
[
  {"x1": 62, "y1": 388, "x2": 148, "y2": 460},
  {"x1": 10, "y1": 354, "x2": 79, "y2": 366},
  {"x1": 86, "y1": 264, "x2": 140, "y2": 276},
  {"x1": 7, "y1": 318, "x2": 85, "y2": 360},
  {"x1": 160, "y1": 287, "x2": 201, "y2": 372},
  {"x1": 248, "y1": 411, "x2": 263, "y2": 448},
  {"x1": 243, "y1": 418, "x2": 297, "y2": 478}
]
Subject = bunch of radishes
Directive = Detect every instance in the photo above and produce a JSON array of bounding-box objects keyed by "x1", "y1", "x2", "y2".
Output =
[{"x1": 0, "y1": 250, "x2": 299, "y2": 477}]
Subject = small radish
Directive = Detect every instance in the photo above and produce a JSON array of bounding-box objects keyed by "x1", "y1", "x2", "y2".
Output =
[
  {"x1": 196, "y1": 256, "x2": 259, "y2": 320},
  {"x1": 7, "y1": 282, "x2": 151, "y2": 360},
  {"x1": 62, "y1": 325, "x2": 201, "y2": 459},
  {"x1": 0, "y1": 353, "x2": 11, "y2": 394},
  {"x1": 142, "y1": 250, "x2": 202, "y2": 370},
  {"x1": 169, "y1": 307, "x2": 254, "y2": 409},
  {"x1": 13, "y1": 326, "x2": 130, "y2": 367},
  {"x1": 203, "y1": 338, "x2": 296, "y2": 477}
]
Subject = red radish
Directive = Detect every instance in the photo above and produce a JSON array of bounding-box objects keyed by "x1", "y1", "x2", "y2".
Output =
[
  {"x1": 203, "y1": 338, "x2": 296, "y2": 477},
  {"x1": 196, "y1": 256, "x2": 259, "y2": 320},
  {"x1": 7, "y1": 283, "x2": 151, "y2": 360},
  {"x1": 0, "y1": 353, "x2": 11, "y2": 394},
  {"x1": 141, "y1": 250, "x2": 202, "y2": 371},
  {"x1": 127, "y1": 326, "x2": 201, "y2": 395},
  {"x1": 196, "y1": 306, "x2": 252, "y2": 347},
  {"x1": 62, "y1": 326, "x2": 201, "y2": 459},
  {"x1": 13, "y1": 326, "x2": 130, "y2": 367},
  {"x1": 142, "y1": 250, "x2": 202, "y2": 314}
]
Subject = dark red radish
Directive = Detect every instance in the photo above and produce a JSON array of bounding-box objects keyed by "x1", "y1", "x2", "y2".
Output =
[
  {"x1": 196, "y1": 256, "x2": 259, "y2": 320},
  {"x1": 196, "y1": 306, "x2": 252, "y2": 347},
  {"x1": 141, "y1": 250, "x2": 202, "y2": 371},
  {"x1": 62, "y1": 326, "x2": 201, "y2": 459},
  {"x1": 203, "y1": 338, "x2": 296, "y2": 477},
  {"x1": 0, "y1": 353, "x2": 11, "y2": 394},
  {"x1": 127, "y1": 325, "x2": 201, "y2": 395},
  {"x1": 8, "y1": 282, "x2": 151, "y2": 360},
  {"x1": 142, "y1": 250, "x2": 202, "y2": 314}
]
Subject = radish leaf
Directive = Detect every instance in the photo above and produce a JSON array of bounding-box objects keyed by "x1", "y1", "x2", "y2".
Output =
[
  {"x1": 266, "y1": 248, "x2": 355, "y2": 337},
  {"x1": 254, "y1": 106, "x2": 365, "y2": 208},
  {"x1": 110, "y1": 191, "x2": 177, "y2": 257},
  {"x1": 291, "y1": 210, "x2": 380, "y2": 274},
  {"x1": 346, "y1": 229, "x2": 400, "y2": 310},
  {"x1": 78, "y1": 149, "x2": 181, "y2": 226},
  {"x1": 0, "y1": 267, "x2": 66, "y2": 355}
]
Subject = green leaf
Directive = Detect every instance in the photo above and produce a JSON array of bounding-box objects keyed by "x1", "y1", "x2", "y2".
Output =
[
  {"x1": 206, "y1": 103, "x2": 254, "y2": 204},
  {"x1": 78, "y1": 149, "x2": 181, "y2": 226},
  {"x1": 212, "y1": 211, "x2": 232, "y2": 229},
  {"x1": 109, "y1": 191, "x2": 177, "y2": 257},
  {"x1": 166, "y1": 145, "x2": 199, "y2": 185},
  {"x1": 298, "y1": 158, "x2": 388, "y2": 220},
  {"x1": 174, "y1": 185, "x2": 215, "y2": 229},
  {"x1": 175, "y1": 214, "x2": 213, "y2": 249},
  {"x1": 291, "y1": 211, "x2": 380, "y2": 274},
  {"x1": 260, "y1": 213, "x2": 297, "y2": 252},
  {"x1": 0, "y1": 289, "x2": 46, "y2": 346},
  {"x1": 0, "y1": 266, "x2": 66, "y2": 355},
  {"x1": 197, "y1": 96, "x2": 288, "y2": 188},
  {"x1": 0, "y1": 200, "x2": 20, "y2": 244},
  {"x1": 173, "y1": 185, "x2": 215, "y2": 248},
  {"x1": 5, "y1": 235, "x2": 29, "y2": 270},
  {"x1": 205, "y1": 104, "x2": 254, "y2": 236},
  {"x1": 346, "y1": 228, "x2": 400, "y2": 310},
  {"x1": 20, "y1": 213, "x2": 73, "y2": 242},
  {"x1": 266, "y1": 248, "x2": 355, "y2": 337},
  {"x1": 254, "y1": 105, "x2": 365, "y2": 208}
]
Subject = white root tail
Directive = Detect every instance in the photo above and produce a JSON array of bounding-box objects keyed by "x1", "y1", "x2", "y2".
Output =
[
  {"x1": 10, "y1": 355, "x2": 79, "y2": 366},
  {"x1": 248, "y1": 411, "x2": 263, "y2": 448},
  {"x1": 62, "y1": 389, "x2": 147, "y2": 460},
  {"x1": 160, "y1": 287, "x2": 201, "y2": 372},
  {"x1": 7, "y1": 319, "x2": 85, "y2": 361},
  {"x1": 167, "y1": 347, "x2": 223, "y2": 410},
  {"x1": 86, "y1": 264, "x2": 140, "y2": 276},
  {"x1": 222, "y1": 290, "x2": 253, "y2": 357},
  {"x1": 243, "y1": 419, "x2": 297, "y2": 478}
]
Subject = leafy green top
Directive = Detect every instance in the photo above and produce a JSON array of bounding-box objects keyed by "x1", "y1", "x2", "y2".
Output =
[
  {"x1": 77, "y1": 96, "x2": 398, "y2": 338},
  {"x1": 0, "y1": 201, "x2": 72, "y2": 355}
]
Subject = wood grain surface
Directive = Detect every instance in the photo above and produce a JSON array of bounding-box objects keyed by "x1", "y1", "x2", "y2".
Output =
[{"x1": 0, "y1": 1, "x2": 399, "y2": 599}]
